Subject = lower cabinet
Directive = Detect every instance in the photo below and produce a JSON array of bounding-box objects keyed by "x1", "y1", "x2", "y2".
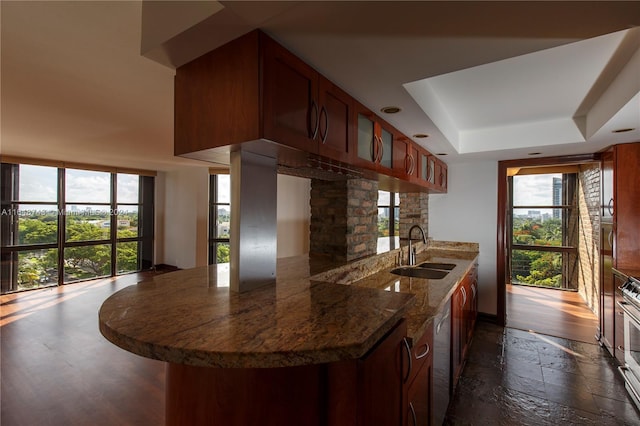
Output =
[
  {"x1": 405, "y1": 324, "x2": 433, "y2": 426},
  {"x1": 451, "y1": 267, "x2": 478, "y2": 394},
  {"x1": 166, "y1": 319, "x2": 408, "y2": 426}
]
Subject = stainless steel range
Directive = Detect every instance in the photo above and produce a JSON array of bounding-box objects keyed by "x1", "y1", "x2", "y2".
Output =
[{"x1": 617, "y1": 275, "x2": 640, "y2": 409}]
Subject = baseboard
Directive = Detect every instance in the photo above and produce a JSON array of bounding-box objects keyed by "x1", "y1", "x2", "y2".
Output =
[
  {"x1": 477, "y1": 312, "x2": 498, "y2": 324},
  {"x1": 154, "y1": 263, "x2": 181, "y2": 272}
]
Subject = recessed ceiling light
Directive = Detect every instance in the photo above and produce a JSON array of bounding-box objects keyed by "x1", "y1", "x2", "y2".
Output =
[
  {"x1": 380, "y1": 106, "x2": 401, "y2": 114},
  {"x1": 528, "y1": 152, "x2": 542, "y2": 156},
  {"x1": 437, "y1": 153, "x2": 448, "y2": 156},
  {"x1": 413, "y1": 133, "x2": 429, "y2": 139},
  {"x1": 612, "y1": 128, "x2": 636, "y2": 133}
]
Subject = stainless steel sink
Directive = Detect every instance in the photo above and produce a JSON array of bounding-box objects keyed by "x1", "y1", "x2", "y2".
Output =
[
  {"x1": 390, "y1": 267, "x2": 449, "y2": 279},
  {"x1": 416, "y1": 262, "x2": 456, "y2": 271}
]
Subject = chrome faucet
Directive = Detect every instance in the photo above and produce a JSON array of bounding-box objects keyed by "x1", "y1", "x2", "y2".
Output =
[{"x1": 407, "y1": 225, "x2": 427, "y2": 266}]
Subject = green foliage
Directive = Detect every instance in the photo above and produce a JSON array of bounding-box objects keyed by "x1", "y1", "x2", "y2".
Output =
[
  {"x1": 15, "y1": 212, "x2": 140, "y2": 288},
  {"x1": 512, "y1": 217, "x2": 564, "y2": 288},
  {"x1": 217, "y1": 244, "x2": 230, "y2": 263}
]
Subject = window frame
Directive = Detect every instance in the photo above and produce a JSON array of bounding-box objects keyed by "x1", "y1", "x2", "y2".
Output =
[
  {"x1": 1, "y1": 162, "x2": 154, "y2": 293},
  {"x1": 208, "y1": 173, "x2": 231, "y2": 265}
]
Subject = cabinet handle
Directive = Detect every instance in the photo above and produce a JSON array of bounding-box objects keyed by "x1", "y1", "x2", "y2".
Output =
[
  {"x1": 309, "y1": 100, "x2": 319, "y2": 140},
  {"x1": 472, "y1": 283, "x2": 477, "y2": 300},
  {"x1": 405, "y1": 153, "x2": 415, "y2": 175},
  {"x1": 409, "y1": 402, "x2": 417, "y2": 426},
  {"x1": 608, "y1": 229, "x2": 613, "y2": 249},
  {"x1": 415, "y1": 342, "x2": 430, "y2": 359},
  {"x1": 403, "y1": 337, "x2": 412, "y2": 383},
  {"x1": 608, "y1": 198, "x2": 614, "y2": 216},
  {"x1": 378, "y1": 136, "x2": 384, "y2": 164},
  {"x1": 370, "y1": 135, "x2": 378, "y2": 162},
  {"x1": 617, "y1": 345, "x2": 625, "y2": 351},
  {"x1": 319, "y1": 106, "x2": 328, "y2": 144},
  {"x1": 461, "y1": 287, "x2": 467, "y2": 306}
]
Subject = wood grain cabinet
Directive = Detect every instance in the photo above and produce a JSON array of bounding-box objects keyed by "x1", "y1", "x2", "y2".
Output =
[
  {"x1": 393, "y1": 136, "x2": 419, "y2": 182},
  {"x1": 404, "y1": 324, "x2": 433, "y2": 426},
  {"x1": 174, "y1": 29, "x2": 448, "y2": 193},
  {"x1": 599, "y1": 142, "x2": 640, "y2": 360},
  {"x1": 451, "y1": 268, "x2": 477, "y2": 393},
  {"x1": 354, "y1": 103, "x2": 394, "y2": 171},
  {"x1": 263, "y1": 37, "x2": 353, "y2": 163}
]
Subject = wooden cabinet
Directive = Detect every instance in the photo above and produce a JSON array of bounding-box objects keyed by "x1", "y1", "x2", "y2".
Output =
[
  {"x1": 174, "y1": 29, "x2": 448, "y2": 193},
  {"x1": 451, "y1": 268, "x2": 477, "y2": 392},
  {"x1": 175, "y1": 30, "x2": 353, "y2": 164},
  {"x1": 354, "y1": 103, "x2": 394, "y2": 171},
  {"x1": 434, "y1": 158, "x2": 448, "y2": 191},
  {"x1": 393, "y1": 136, "x2": 419, "y2": 181},
  {"x1": 263, "y1": 38, "x2": 353, "y2": 163},
  {"x1": 404, "y1": 324, "x2": 433, "y2": 426},
  {"x1": 600, "y1": 143, "x2": 640, "y2": 358},
  {"x1": 357, "y1": 319, "x2": 407, "y2": 426},
  {"x1": 166, "y1": 319, "x2": 407, "y2": 426}
]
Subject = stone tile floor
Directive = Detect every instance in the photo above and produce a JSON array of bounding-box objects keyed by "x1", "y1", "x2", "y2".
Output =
[{"x1": 445, "y1": 321, "x2": 640, "y2": 425}]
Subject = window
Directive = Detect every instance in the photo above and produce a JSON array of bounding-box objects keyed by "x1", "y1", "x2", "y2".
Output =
[
  {"x1": 1, "y1": 162, "x2": 154, "y2": 293},
  {"x1": 209, "y1": 174, "x2": 231, "y2": 264},
  {"x1": 509, "y1": 173, "x2": 577, "y2": 289},
  {"x1": 378, "y1": 190, "x2": 399, "y2": 237}
]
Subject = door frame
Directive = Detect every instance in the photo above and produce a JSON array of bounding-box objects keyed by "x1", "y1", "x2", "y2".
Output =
[{"x1": 496, "y1": 154, "x2": 599, "y2": 326}]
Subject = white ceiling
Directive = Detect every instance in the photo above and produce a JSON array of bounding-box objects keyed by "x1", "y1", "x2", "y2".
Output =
[{"x1": 2, "y1": 1, "x2": 640, "y2": 171}]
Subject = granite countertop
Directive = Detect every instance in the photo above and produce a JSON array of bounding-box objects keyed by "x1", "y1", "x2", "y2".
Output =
[
  {"x1": 99, "y1": 258, "x2": 414, "y2": 369},
  {"x1": 349, "y1": 248, "x2": 479, "y2": 344},
  {"x1": 99, "y1": 241, "x2": 478, "y2": 369}
]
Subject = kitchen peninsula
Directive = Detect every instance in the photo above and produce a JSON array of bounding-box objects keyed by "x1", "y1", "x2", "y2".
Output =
[{"x1": 99, "y1": 241, "x2": 478, "y2": 425}]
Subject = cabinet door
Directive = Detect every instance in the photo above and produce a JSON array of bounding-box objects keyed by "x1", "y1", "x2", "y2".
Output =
[
  {"x1": 317, "y1": 77, "x2": 352, "y2": 163},
  {"x1": 263, "y1": 36, "x2": 319, "y2": 153},
  {"x1": 601, "y1": 149, "x2": 614, "y2": 222},
  {"x1": 406, "y1": 361, "x2": 432, "y2": 426},
  {"x1": 393, "y1": 138, "x2": 418, "y2": 180},
  {"x1": 434, "y1": 159, "x2": 447, "y2": 191},
  {"x1": 356, "y1": 111, "x2": 377, "y2": 165},
  {"x1": 358, "y1": 319, "x2": 406, "y2": 426},
  {"x1": 379, "y1": 126, "x2": 394, "y2": 170}
]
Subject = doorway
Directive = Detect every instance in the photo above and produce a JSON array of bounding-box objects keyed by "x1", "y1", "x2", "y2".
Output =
[{"x1": 497, "y1": 155, "x2": 600, "y2": 343}]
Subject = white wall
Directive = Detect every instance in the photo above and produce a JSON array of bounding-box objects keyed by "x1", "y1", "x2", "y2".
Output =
[
  {"x1": 156, "y1": 170, "x2": 311, "y2": 267},
  {"x1": 160, "y1": 167, "x2": 209, "y2": 269},
  {"x1": 277, "y1": 174, "x2": 310, "y2": 257},
  {"x1": 429, "y1": 161, "x2": 498, "y2": 315}
]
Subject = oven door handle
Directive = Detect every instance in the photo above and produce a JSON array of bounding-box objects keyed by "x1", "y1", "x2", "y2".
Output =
[
  {"x1": 619, "y1": 366, "x2": 640, "y2": 403},
  {"x1": 618, "y1": 300, "x2": 640, "y2": 325}
]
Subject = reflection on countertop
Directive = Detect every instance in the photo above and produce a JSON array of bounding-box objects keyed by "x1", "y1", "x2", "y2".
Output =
[{"x1": 98, "y1": 240, "x2": 478, "y2": 369}]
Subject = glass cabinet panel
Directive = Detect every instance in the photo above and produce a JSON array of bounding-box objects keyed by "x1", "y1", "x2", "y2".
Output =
[
  {"x1": 380, "y1": 128, "x2": 393, "y2": 168},
  {"x1": 428, "y1": 157, "x2": 436, "y2": 183},
  {"x1": 421, "y1": 153, "x2": 428, "y2": 180},
  {"x1": 357, "y1": 114, "x2": 375, "y2": 162}
]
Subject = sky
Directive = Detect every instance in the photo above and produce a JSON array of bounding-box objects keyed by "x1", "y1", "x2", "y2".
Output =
[
  {"x1": 17, "y1": 164, "x2": 140, "y2": 207},
  {"x1": 513, "y1": 173, "x2": 562, "y2": 216}
]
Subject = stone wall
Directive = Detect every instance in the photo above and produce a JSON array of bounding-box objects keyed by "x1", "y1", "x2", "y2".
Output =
[
  {"x1": 310, "y1": 178, "x2": 378, "y2": 261},
  {"x1": 577, "y1": 164, "x2": 600, "y2": 315},
  {"x1": 399, "y1": 192, "x2": 429, "y2": 243}
]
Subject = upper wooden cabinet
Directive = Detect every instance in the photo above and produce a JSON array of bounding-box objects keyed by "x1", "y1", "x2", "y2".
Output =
[
  {"x1": 262, "y1": 36, "x2": 353, "y2": 163},
  {"x1": 354, "y1": 103, "x2": 394, "y2": 171},
  {"x1": 174, "y1": 29, "x2": 447, "y2": 193},
  {"x1": 393, "y1": 135, "x2": 419, "y2": 182},
  {"x1": 175, "y1": 30, "x2": 352, "y2": 164}
]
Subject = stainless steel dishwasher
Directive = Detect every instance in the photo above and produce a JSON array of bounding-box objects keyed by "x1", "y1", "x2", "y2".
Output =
[{"x1": 432, "y1": 298, "x2": 451, "y2": 425}]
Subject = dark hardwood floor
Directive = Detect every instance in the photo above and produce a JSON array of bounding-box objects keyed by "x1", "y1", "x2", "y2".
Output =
[
  {"x1": 0, "y1": 276, "x2": 607, "y2": 425},
  {"x1": 1, "y1": 274, "x2": 165, "y2": 426},
  {"x1": 506, "y1": 284, "x2": 600, "y2": 344}
]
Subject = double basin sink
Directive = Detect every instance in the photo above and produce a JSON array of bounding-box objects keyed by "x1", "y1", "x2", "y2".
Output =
[{"x1": 390, "y1": 262, "x2": 456, "y2": 280}]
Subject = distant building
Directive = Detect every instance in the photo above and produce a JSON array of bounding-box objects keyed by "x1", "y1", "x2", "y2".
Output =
[
  {"x1": 527, "y1": 210, "x2": 541, "y2": 219},
  {"x1": 552, "y1": 177, "x2": 562, "y2": 219}
]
